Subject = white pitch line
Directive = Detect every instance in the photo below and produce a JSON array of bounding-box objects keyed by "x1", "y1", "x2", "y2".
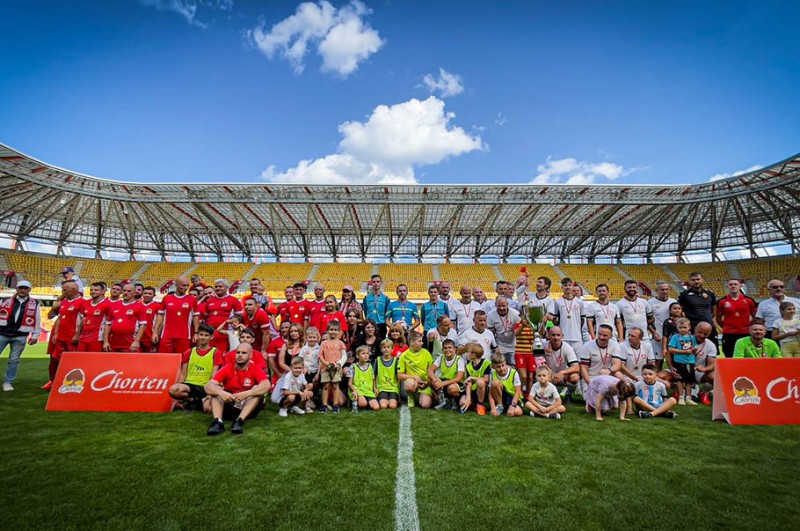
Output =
[{"x1": 394, "y1": 405, "x2": 420, "y2": 531}]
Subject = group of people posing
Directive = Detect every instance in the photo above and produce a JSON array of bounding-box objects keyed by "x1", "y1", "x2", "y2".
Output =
[{"x1": 1, "y1": 269, "x2": 798, "y2": 435}]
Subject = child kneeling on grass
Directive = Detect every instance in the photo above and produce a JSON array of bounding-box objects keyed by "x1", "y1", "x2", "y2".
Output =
[
  {"x1": 634, "y1": 364, "x2": 677, "y2": 419},
  {"x1": 461, "y1": 343, "x2": 491, "y2": 414},
  {"x1": 375, "y1": 339, "x2": 400, "y2": 409},
  {"x1": 428, "y1": 339, "x2": 465, "y2": 411},
  {"x1": 585, "y1": 375, "x2": 636, "y2": 422},
  {"x1": 488, "y1": 352, "x2": 524, "y2": 417},
  {"x1": 398, "y1": 331, "x2": 434, "y2": 408},
  {"x1": 272, "y1": 357, "x2": 314, "y2": 417},
  {"x1": 525, "y1": 366, "x2": 566, "y2": 420},
  {"x1": 349, "y1": 345, "x2": 380, "y2": 411}
]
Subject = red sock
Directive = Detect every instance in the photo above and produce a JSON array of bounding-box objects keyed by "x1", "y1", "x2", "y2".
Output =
[{"x1": 49, "y1": 358, "x2": 59, "y2": 381}]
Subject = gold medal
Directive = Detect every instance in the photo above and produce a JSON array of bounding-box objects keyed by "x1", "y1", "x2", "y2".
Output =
[
  {"x1": 177, "y1": 311, "x2": 182, "y2": 316},
  {"x1": 117, "y1": 318, "x2": 123, "y2": 322},
  {"x1": 734, "y1": 312, "x2": 739, "y2": 317}
]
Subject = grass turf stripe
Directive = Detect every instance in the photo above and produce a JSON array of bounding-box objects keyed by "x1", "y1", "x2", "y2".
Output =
[{"x1": 394, "y1": 406, "x2": 420, "y2": 531}]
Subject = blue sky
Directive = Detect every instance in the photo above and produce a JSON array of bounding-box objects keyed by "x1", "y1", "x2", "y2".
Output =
[{"x1": 2, "y1": 0, "x2": 799, "y2": 186}]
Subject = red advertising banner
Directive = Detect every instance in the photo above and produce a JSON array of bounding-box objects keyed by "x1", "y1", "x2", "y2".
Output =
[
  {"x1": 46, "y1": 352, "x2": 181, "y2": 412},
  {"x1": 713, "y1": 358, "x2": 800, "y2": 425}
]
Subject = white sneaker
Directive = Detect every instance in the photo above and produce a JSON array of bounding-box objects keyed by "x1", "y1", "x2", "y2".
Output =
[
  {"x1": 290, "y1": 406, "x2": 306, "y2": 415},
  {"x1": 305, "y1": 405, "x2": 314, "y2": 414},
  {"x1": 685, "y1": 398, "x2": 698, "y2": 406},
  {"x1": 2, "y1": 383, "x2": 13, "y2": 392},
  {"x1": 278, "y1": 408, "x2": 288, "y2": 417},
  {"x1": 678, "y1": 397, "x2": 686, "y2": 405}
]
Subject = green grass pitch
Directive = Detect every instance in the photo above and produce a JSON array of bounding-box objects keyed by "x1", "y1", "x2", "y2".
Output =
[{"x1": 1, "y1": 355, "x2": 799, "y2": 530}]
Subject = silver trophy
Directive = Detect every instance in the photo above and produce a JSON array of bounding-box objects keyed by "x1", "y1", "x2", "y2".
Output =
[{"x1": 524, "y1": 298, "x2": 545, "y2": 352}]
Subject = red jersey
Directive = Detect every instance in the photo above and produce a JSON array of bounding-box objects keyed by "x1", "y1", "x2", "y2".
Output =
[
  {"x1": 79, "y1": 298, "x2": 111, "y2": 343},
  {"x1": 286, "y1": 299, "x2": 310, "y2": 325},
  {"x1": 159, "y1": 294, "x2": 198, "y2": 340},
  {"x1": 242, "y1": 293, "x2": 279, "y2": 316},
  {"x1": 204, "y1": 295, "x2": 243, "y2": 336},
  {"x1": 223, "y1": 349, "x2": 268, "y2": 372},
  {"x1": 107, "y1": 300, "x2": 146, "y2": 350},
  {"x1": 56, "y1": 296, "x2": 84, "y2": 342},
  {"x1": 307, "y1": 300, "x2": 326, "y2": 330},
  {"x1": 277, "y1": 301, "x2": 291, "y2": 324},
  {"x1": 317, "y1": 311, "x2": 348, "y2": 334},
  {"x1": 181, "y1": 346, "x2": 224, "y2": 367},
  {"x1": 266, "y1": 336, "x2": 286, "y2": 360},
  {"x1": 241, "y1": 308, "x2": 272, "y2": 351},
  {"x1": 139, "y1": 300, "x2": 161, "y2": 343},
  {"x1": 213, "y1": 361, "x2": 267, "y2": 394},
  {"x1": 717, "y1": 295, "x2": 757, "y2": 334}
]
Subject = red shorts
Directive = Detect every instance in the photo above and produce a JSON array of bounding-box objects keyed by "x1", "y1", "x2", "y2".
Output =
[
  {"x1": 51, "y1": 340, "x2": 76, "y2": 360},
  {"x1": 77, "y1": 340, "x2": 103, "y2": 353},
  {"x1": 514, "y1": 353, "x2": 537, "y2": 373},
  {"x1": 159, "y1": 338, "x2": 191, "y2": 354},
  {"x1": 140, "y1": 341, "x2": 155, "y2": 353}
]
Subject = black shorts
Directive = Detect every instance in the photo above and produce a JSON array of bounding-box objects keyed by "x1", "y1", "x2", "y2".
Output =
[
  {"x1": 222, "y1": 397, "x2": 264, "y2": 421},
  {"x1": 721, "y1": 334, "x2": 747, "y2": 358},
  {"x1": 378, "y1": 391, "x2": 399, "y2": 402},
  {"x1": 278, "y1": 394, "x2": 298, "y2": 407},
  {"x1": 183, "y1": 382, "x2": 207, "y2": 400},
  {"x1": 502, "y1": 390, "x2": 516, "y2": 408},
  {"x1": 674, "y1": 362, "x2": 696, "y2": 384},
  {"x1": 469, "y1": 389, "x2": 483, "y2": 406}
]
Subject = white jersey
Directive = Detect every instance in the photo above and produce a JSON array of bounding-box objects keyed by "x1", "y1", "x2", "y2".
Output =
[
  {"x1": 695, "y1": 338, "x2": 717, "y2": 368},
  {"x1": 529, "y1": 381, "x2": 559, "y2": 407},
  {"x1": 457, "y1": 327, "x2": 497, "y2": 360},
  {"x1": 579, "y1": 339, "x2": 623, "y2": 378},
  {"x1": 540, "y1": 340, "x2": 579, "y2": 373},
  {"x1": 616, "y1": 297, "x2": 653, "y2": 340},
  {"x1": 648, "y1": 296, "x2": 676, "y2": 350},
  {"x1": 618, "y1": 340, "x2": 655, "y2": 379},
  {"x1": 517, "y1": 289, "x2": 555, "y2": 317},
  {"x1": 553, "y1": 297, "x2": 585, "y2": 342},
  {"x1": 451, "y1": 300, "x2": 481, "y2": 335},
  {"x1": 585, "y1": 301, "x2": 620, "y2": 340},
  {"x1": 487, "y1": 308, "x2": 521, "y2": 354},
  {"x1": 427, "y1": 327, "x2": 459, "y2": 359}
]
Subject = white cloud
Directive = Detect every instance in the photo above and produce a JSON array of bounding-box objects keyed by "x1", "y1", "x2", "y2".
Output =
[
  {"x1": 708, "y1": 164, "x2": 761, "y2": 182},
  {"x1": 262, "y1": 96, "x2": 484, "y2": 184},
  {"x1": 141, "y1": 0, "x2": 232, "y2": 28},
  {"x1": 422, "y1": 68, "x2": 464, "y2": 98},
  {"x1": 247, "y1": 1, "x2": 384, "y2": 77},
  {"x1": 494, "y1": 112, "x2": 507, "y2": 126},
  {"x1": 531, "y1": 157, "x2": 636, "y2": 185}
]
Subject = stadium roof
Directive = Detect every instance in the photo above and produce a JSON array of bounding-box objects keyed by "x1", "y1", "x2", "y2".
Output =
[{"x1": 1, "y1": 143, "x2": 799, "y2": 260}]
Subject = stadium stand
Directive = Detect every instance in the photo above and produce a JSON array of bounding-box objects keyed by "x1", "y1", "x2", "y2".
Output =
[
  {"x1": 618, "y1": 264, "x2": 680, "y2": 297},
  {"x1": 497, "y1": 263, "x2": 559, "y2": 286},
  {"x1": 736, "y1": 256, "x2": 800, "y2": 297},
  {"x1": 1, "y1": 249, "x2": 797, "y2": 301},
  {"x1": 378, "y1": 263, "x2": 433, "y2": 298},
  {"x1": 438, "y1": 264, "x2": 499, "y2": 290},
  {"x1": 557, "y1": 264, "x2": 628, "y2": 298},
  {"x1": 665, "y1": 263, "x2": 731, "y2": 293},
  {"x1": 249, "y1": 263, "x2": 314, "y2": 297},
  {"x1": 192, "y1": 262, "x2": 253, "y2": 285},
  {"x1": 80, "y1": 257, "x2": 143, "y2": 288},
  {"x1": 135, "y1": 262, "x2": 194, "y2": 289},
  {"x1": 314, "y1": 263, "x2": 373, "y2": 295},
  {"x1": 2, "y1": 251, "x2": 72, "y2": 289}
]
